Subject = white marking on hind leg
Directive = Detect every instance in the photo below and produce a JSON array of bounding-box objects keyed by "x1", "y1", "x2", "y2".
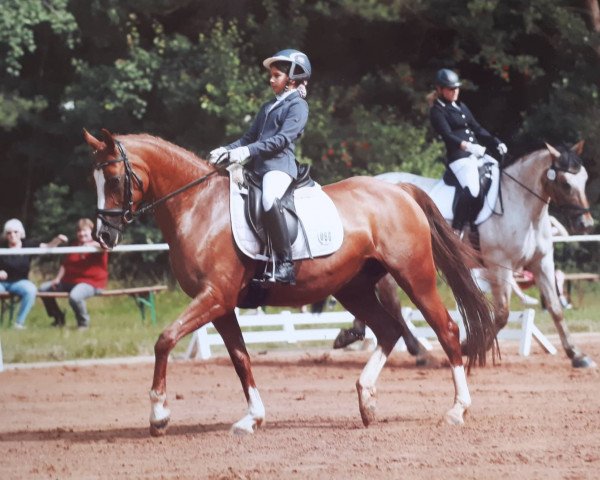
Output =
[
  {"x1": 231, "y1": 387, "x2": 265, "y2": 435},
  {"x1": 357, "y1": 346, "x2": 388, "y2": 426},
  {"x1": 445, "y1": 365, "x2": 472, "y2": 425}
]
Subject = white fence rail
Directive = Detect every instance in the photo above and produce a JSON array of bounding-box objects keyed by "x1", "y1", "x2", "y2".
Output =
[
  {"x1": 185, "y1": 307, "x2": 556, "y2": 360},
  {"x1": 0, "y1": 234, "x2": 597, "y2": 256}
]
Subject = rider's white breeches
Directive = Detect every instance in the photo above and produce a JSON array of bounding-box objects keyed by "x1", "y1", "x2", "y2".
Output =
[
  {"x1": 262, "y1": 170, "x2": 293, "y2": 211},
  {"x1": 450, "y1": 154, "x2": 498, "y2": 197}
]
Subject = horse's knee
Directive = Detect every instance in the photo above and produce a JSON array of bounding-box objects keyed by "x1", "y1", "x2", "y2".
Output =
[{"x1": 155, "y1": 330, "x2": 177, "y2": 354}]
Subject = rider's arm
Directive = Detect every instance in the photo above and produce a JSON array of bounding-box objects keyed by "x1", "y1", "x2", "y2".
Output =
[
  {"x1": 245, "y1": 100, "x2": 308, "y2": 158},
  {"x1": 430, "y1": 106, "x2": 465, "y2": 149},
  {"x1": 461, "y1": 104, "x2": 500, "y2": 147}
]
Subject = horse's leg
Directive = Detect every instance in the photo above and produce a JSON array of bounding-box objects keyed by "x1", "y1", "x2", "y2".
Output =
[
  {"x1": 530, "y1": 256, "x2": 596, "y2": 368},
  {"x1": 386, "y1": 263, "x2": 472, "y2": 425},
  {"x1": 486, "y1": 267, "x2": 512, "y2": 342},
  {"x1": 334, "y1": 279, "x2": 404, "y2": 427},
  {"x1": 333, "y1": 274, "x2": 430, "y2": 364},
  {"x1": 149, "y1": 290, "x2": 229, "y2": 436},
  {"x1": 375, "y1": 273, "x2": 433, "y2": 365},
  {"x1": 212, "y1": 312, "x2": 266, "y2": 434}
]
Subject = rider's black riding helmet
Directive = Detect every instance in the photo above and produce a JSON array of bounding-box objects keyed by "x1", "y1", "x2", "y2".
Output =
[{"x1": 435, "y1": 69, "x2": 462, "y2": 88}]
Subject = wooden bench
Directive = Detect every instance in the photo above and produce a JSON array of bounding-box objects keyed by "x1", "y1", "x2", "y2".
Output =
[
  {"x1": 563, "y1": 273, "x2": 599, "y2": 307},
  {"x1": 0, "y1": 285, "x2": 168, "y2": 327}
]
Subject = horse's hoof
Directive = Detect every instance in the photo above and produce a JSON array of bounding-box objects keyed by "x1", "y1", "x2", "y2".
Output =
[
  {"x1": 445, "y1": 406, "x2": 465, "y2": 426},
  {"x1": 333, "y1": 328, "x2": 365, "y2": 349},
  {"x1": 230, "y1": 415, "x2": 263, "y2": 435},
  {"x1": 415, "y1": 351, "x2": 436, "y2": 367},
  {"x1": 149, "y1": 417, "x2": 170, "y2": 437},
  {"x1": 357, "y1": 385, "x2": 377, "y2": 427},
  {"x1": 572, "y1": 355, "x2": 597, "y2": 368}
]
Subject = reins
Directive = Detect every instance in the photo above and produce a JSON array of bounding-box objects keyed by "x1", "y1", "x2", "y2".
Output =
[
  {"x1": 95, "y1": 140, "x2": 223, "y2": 227},
  {"x1": 501, "y1": 154, "x2": 590, "y2": 215}
]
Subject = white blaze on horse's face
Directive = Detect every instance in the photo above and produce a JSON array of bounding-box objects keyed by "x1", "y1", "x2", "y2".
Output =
[{"x1": 93, "y1": 168, "x2": 106, "y2": 233}]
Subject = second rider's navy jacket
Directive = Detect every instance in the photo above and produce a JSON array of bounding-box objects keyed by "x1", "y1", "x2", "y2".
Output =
[
  {"x1": 226, "y1": 90, "x2": 309, "y2": 179},
  {"x1": 430, "y1": 98, "x2": 500, "y2": 164}
]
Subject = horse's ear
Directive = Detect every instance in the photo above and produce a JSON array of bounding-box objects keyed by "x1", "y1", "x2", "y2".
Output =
[
  {"x1": 83, "y1": 128, "x2": 105, "y2": 152},
  {"x1": 100, "y1": 128, "x2": 116, "y2": 153},
  {"x1": 571, "y1": 140, "x2": 585, "y2": 156},
  {"x1": 544, "y1": 142, "x2": 561, "y2": 158}
]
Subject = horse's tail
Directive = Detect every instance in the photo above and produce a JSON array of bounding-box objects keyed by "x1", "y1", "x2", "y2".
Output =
[{"x1": 400, "y1": 183, "x2": 499, "y2": 369}]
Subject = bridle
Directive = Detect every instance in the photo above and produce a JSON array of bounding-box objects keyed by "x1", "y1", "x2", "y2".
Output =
[
  {"x1": 501, "y1": 153, "x2": 590, "y2": 216},
  {"x1": 94, "y1": 140, "x2": 221, "y2": 232}
]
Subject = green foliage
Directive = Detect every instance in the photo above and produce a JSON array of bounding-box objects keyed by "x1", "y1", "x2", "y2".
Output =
[{"x1": 0, "y1": 0, "x2": 599, "y2": 278}]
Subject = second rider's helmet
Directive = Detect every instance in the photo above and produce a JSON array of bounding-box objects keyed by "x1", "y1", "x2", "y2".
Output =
[
  {"x1": 263, "y1": 49, "x2": 311, "y2": 81},
  {"x1": 435, "y1": 68, "x2": 462, "y2": 88}
]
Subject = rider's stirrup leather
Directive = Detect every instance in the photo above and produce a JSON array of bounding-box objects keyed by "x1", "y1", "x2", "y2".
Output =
[{"x1": 263, "y1": 199, "x2": 296, "y2": 285}]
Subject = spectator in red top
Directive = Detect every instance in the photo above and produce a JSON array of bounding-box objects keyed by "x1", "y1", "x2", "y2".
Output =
[{"x1": 40, "y1": 218, "x2": 108, "y2": 328}]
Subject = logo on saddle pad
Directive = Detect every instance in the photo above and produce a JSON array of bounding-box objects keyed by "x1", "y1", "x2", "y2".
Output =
[{"x1": 228, "y1": 175, "x2": 344, "y2": 260}]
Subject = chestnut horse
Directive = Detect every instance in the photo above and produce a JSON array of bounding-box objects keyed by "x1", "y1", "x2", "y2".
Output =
[{"x1": 85, "y1": 129, "x2": 497, "y2": 436}]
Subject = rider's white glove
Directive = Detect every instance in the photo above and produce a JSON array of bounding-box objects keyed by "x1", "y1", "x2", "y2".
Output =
[
  {"x1": 227, "y1": 163, "x2": 245, "y2": 186},
  {"x1": 497, "y1": 142, "x2": 508, "y2": 155},
  {"x1": 228, "y1": 146, "x2": 251, "y2": 165},
  {"x1": 464, "y1": 142, "x2": 486, "y2": 157},
  {"x1": 208, "y1": 146, "x2": 227, "y2": 165}
]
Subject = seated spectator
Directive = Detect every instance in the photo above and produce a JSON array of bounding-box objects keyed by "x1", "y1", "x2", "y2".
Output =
[
  {"x1": 0, "y1": 218, "x2": 66, "y2": 329},
  {"x1": 39, "y1": 218, "x2": 108, "y2": 329}
]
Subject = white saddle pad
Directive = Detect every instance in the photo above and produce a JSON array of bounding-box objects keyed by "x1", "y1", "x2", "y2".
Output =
[
  {"x1": 377, "y1": 158, "x2": 500, "y2": 225},
  {"x1": 229, "y1": 175, "x2": 344, "y2": 261}
]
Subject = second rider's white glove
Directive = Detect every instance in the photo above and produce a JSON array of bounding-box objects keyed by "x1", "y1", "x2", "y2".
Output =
[
  {"x1": 228, "y1": 146, "x2": 251, "y2": 164},
  {"x1": 464, "y1": 142, "x2": 486, "y2": 157},
  {"x1": 208, "y1": 146, "x2": 227, "y2": 165},
  {"x1": 497, "y1": 143, "x2": 508, "y2": 155}
]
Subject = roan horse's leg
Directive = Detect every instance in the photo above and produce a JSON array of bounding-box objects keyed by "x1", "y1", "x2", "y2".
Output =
[
  {"x1": 212, "y1": 313, "x2": 266, "y2": 434},
  {"x1": 149, "y1": 290, "x2": 230, "y2": 436},
  {"x1": 530, "y1": 256, "x2": 597, "y2": 368}
]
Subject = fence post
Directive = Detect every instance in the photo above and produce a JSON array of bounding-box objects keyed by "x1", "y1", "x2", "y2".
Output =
[{"x1": 281, "y1": 311, "x2": 297, "y2": 343}]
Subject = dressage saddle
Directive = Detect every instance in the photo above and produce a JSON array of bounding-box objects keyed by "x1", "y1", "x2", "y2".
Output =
[{"x1": 443, "y1": 161, "x2": 494, "y2": 231}]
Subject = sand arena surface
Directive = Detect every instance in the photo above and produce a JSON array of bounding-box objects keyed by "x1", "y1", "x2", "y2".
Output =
[{"x1": 1, "y1": 335, "x2": 600, "y2": 479}]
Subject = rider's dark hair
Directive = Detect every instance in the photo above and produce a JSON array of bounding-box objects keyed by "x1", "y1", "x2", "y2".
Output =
[{"x1": 271, "y1": 61, "x2": 305, "y2": 85}]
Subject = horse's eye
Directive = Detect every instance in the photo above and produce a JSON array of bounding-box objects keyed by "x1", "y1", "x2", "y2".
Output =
[
  {"x1": 107, "y1": 176, "x2": 121, "y2": 188},
  {"x1": 559, "y1": 179, "x2": 572, "y2": 192}
]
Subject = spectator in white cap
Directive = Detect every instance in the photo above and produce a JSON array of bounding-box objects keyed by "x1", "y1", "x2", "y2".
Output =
[{"x1": 0, "y1": 219, "x2": 66, "y2": 329}]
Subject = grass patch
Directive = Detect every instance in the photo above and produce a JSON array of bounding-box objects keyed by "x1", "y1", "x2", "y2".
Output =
[{"x1": 1, "y1": 282, "x2": 599, "y2": 364}]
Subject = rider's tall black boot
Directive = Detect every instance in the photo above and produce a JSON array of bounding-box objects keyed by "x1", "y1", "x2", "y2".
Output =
[
  {"x1": 263, "y1": 199, "x2": 296, "y2": 285},
  {"x1": 452, "y1": 187, "x2": 473, "y2": 231}
]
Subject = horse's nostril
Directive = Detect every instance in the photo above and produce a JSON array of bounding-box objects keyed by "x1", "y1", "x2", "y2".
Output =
[{"x1": 99, "y1": 231, "x2": 112, "y2": 245}]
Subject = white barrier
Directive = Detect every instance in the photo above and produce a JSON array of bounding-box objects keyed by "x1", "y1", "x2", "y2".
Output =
[{"x1": 185, "y1": 307, "x2": 556, "y2": 360}]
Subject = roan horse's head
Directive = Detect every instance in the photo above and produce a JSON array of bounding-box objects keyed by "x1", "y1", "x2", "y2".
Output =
[
  {"x1": 83, "y1": 128, "x2": 147, "y2": 249},
  {"x1": 544, "y1": 141, "x2": 594, "y2": 234}
]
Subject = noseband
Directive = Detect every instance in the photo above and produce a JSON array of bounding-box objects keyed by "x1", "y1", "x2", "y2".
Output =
[
  {"x1": 94, "y1": 140, "x2": 143, "y2": 231},
  {"x1": 94, "y1": 140, "x2": 222, "y2": 232},
  {"x1": 502, "y1": 153, "x2": 590, "y2": 216}
]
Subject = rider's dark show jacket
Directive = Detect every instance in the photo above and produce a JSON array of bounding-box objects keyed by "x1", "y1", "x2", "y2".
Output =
[
  {"x1": 226, "y1": 90, "x2": 308, "y2": 180},
  {"x1": 430, "y1": 98, "x2": 501, "y2": 164}
]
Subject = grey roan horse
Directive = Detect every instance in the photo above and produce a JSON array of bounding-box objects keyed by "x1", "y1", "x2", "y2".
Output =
[{"x1": 337, "y1": 142, "x2": 596, "y2": 368}]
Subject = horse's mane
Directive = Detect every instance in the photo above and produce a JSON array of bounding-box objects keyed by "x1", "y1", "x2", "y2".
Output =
[
  {"x1": 501, "y1": 141, "x2": 581, "y2": 172},
  {"x1": 117, "y1": 133, "x2": 208, "y2": 169}
]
